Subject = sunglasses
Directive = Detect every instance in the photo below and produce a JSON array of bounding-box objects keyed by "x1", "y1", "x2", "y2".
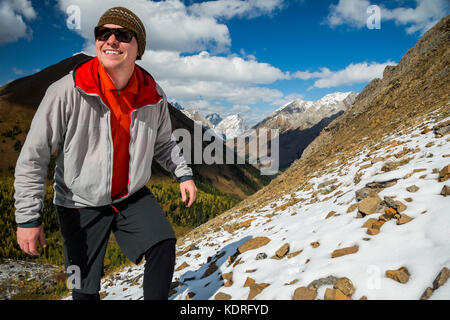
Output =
[{"x1": 94, "y1": 27, "x2": 136, "y2": 43}]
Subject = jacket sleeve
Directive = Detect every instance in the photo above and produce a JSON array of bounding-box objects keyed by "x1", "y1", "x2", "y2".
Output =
[
  {"x1": 153, "y1": 85, "x2": 193, "y2": 181},
  {"x1": 14, "y1": 81, "x2": 68, "y2": 226}
]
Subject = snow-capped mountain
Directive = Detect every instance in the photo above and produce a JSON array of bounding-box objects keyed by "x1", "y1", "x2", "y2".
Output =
[
  {"x1": 178, "y1": 107, "x2": 249, "y2": 140},
  {"x1": 206, "y1": 113, "x2": 223, "y2": 127},
  {"x1": 214, "y1": 114, "x2": 250, "y2": 140},
  {"x1": 256, "y1": 92, "x2": 358, "y2": 133},
  {"x1": 181, "y1": 108, "x2": 214, "y2": 128}
]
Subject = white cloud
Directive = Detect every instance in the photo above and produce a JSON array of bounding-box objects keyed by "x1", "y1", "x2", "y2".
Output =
[
  {"x1": 380, "y1": 0, "x2": 450, "y2": 35},
  {"x1": 141, "y1": 50, "x2": 289, "y2": 85},
  {"x1": 293, "y1": 61, "x2": 397, "y2": 89},
  {"x1": 58, "y1": 0, "x2": 231, "y2": 53},
  {"x1": 0, "y1": 0, "x2": 36, "y2": 45},
  {"x1": 325, "y1": 0, "x2": 371, "y2": 28},
  {"x1": 188, "y1": 0, "x2": 284, "y2": 19},
  {"x1": 157, "y1": 78, "x2": 284, "y2": 106},
  {"x1": 324, "y1": 0, "x2": 449, "y2": 34}
]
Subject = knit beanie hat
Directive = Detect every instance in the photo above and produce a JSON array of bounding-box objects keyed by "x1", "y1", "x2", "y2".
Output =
[{"x1": 96, "y1": 7, "x2": 146, "y2": 60}]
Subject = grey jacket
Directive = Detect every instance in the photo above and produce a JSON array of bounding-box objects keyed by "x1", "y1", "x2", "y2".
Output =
[{"x1": 14, "y1": 57, "x2": 193, "y2": 227}]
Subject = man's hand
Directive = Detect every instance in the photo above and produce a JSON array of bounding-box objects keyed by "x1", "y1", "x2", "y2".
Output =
[
  {"x1": 180, "y1": 179, "x2": 197, "y2": 207},
  {"x1": 16, "y1": 225, "x2": 47, "y2": 256}
]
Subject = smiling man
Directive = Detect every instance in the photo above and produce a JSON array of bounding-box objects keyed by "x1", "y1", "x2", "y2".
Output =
[{"x1": 14, "y1": 6, "x2": 196, "y2": 300}]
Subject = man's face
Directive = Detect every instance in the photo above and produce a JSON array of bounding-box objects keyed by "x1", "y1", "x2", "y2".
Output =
[{"x1": 95, "y1": 24, "x2": 138, "y2": 71}]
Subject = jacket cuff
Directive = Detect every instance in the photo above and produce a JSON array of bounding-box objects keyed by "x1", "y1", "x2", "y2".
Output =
[
  {"x1": 178, "y1": 175, "x2": 193, "y2": 183},
  {"x1": 17, "y1": 217, "x2": 42, "y2": 228}
]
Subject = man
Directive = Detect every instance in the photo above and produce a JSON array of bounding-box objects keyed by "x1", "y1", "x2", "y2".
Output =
[{"x1": 14, "y1": 6, "x2": 196, "y2": 300}]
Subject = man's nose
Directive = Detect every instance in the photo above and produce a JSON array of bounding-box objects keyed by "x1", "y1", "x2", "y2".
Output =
[{"x1": 106, "y1": 34, "x2": 119, "y2": 46}]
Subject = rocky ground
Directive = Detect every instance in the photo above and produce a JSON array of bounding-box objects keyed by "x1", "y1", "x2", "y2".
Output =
[
  {"x1": 0, "y1": 259, "x2": 63, "y2": 300},
  {"x1": 78, "y1": 108, "x2": 449, "y2": 300}
]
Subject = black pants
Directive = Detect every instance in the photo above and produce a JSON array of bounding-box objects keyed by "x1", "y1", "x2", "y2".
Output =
[
  {"x1": 56, "y1": 186, "x2": 176, "y2": 300},
  {"x1": 72, "y1": 238, "x2": 176, "y2": 300}
]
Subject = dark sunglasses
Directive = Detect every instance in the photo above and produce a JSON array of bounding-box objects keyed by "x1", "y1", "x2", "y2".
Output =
[{"x1": 94, "y1": 27, "x2": 136, "y2": 43}]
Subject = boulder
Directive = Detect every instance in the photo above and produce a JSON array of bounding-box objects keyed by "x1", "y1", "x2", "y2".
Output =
[
  {"x1": 385, "y1": 266, "x2": 410, "y2": 284},
  {"x1": 406, "y1": 185, "x2": 419, "y2": 193},
  {"x1": 358, "y1": 196, "x2": 382, "y2": 215},
  {"x1": 247, "y1": 283, "x2": 270, "y2": 300},
  {"x1": 331, "y1": 245, "x2": 359, "y2": 258},
  {"x1": 256, "y1": 252, "x2": 268, "y2": 260},
  {"x1": 214, "y1": 292, "x2": 232, "y2": 300},
  {"x1": 238, "y1": 237, "x2": 271, "y2": 254},
  {"x1": 365, "y1": 179, "x2": 397, "y2": 189},
  {"x1": 275, "y1": 243, "x2": 290, "y2": 258},
  {"x1": 292, "y1": 286, "x2": 317, "y2": 300},
  {"x1": 324, "y1": 288, "x2": 351, "y2": 300},
  {"x1": 438, "y1": 164, "x2": 450, "y2": 182},
  {"x1": 334, "y1": 277, "x2": 355, "y2": 297},
  {"x1": 362, "y1": 218, "x2": 378, "y2": 228},
  {"x1": 394, "y1": 200, "x2": 407, "y2": 212},
  {"x1": 397, "y1": 214, "x2": 413, "y2": 225},
  {"x1": 432, "y1": 267, "x2": 449, "y2": 290},
  {"x1": 175, "y1": 261, "x2": 189, "y2": 272},
  {"x1": 244, "y1": 277, "x2": 255, "y2": 287}
]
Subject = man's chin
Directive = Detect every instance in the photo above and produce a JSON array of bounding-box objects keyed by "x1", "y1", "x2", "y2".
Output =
[{"x1": 100, "y1": 58, "x2": 124, "y2": 70}]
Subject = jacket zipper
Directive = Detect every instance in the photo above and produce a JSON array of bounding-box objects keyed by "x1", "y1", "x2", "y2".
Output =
[
  {"x1": 74, "y1": 85, "x2": 114, "y2": 201},
  {"x1": 126, "y1": 103, "x2": 160, "y2": 196}
]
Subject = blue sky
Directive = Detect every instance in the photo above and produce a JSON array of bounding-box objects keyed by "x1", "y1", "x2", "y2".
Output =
[{"x1": 1, "y1": 0, "x2": 448, "y2": 125}]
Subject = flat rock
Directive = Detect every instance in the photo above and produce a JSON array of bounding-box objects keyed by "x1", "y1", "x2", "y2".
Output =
[
  {"x1": 247, "y1": 283, "x2": 270, "y2": 300},
  {"x1": 358, "y1": 196, "x2": 382, "y2": 215},
  {"x1": 397, "y1": 214, "x2": 413, "y2": 225},
  {"x1": 433, "y1": 267, "x2": 450, "y2": 290},
  {"x1": 175, "y1": 261, "x2": 189, "y2": 272},
  {"x1": 214, "y1": 292, "x2": 232, "y2": 300},
  {"x1": 292, "y1": 286, "x2": 317, "y2": 300},
  {"x1": 275, "y1": 243, "x2": 290, "y2": 258},
  {"x1": 238, "y1": 237, "x2": 271, "y2": 254},
  {"x1": 331, "y1": 245, "x2": 359, "y2": 258},
  {"x1": 365, "y1": 179, "x2": 398, "y2": 189},
  {"x1": 324, "y1": 288, "x2": 351, "y2": 300}
]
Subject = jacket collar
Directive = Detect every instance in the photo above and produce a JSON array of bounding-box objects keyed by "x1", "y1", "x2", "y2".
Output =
[{"x1": 73, "y1": 56, "x2": 162, "y2": 108}]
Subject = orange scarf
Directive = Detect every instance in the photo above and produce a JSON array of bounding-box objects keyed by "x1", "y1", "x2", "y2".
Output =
[{"x1": 98, "y1": 62, "x2": 139, "y2": 201}]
